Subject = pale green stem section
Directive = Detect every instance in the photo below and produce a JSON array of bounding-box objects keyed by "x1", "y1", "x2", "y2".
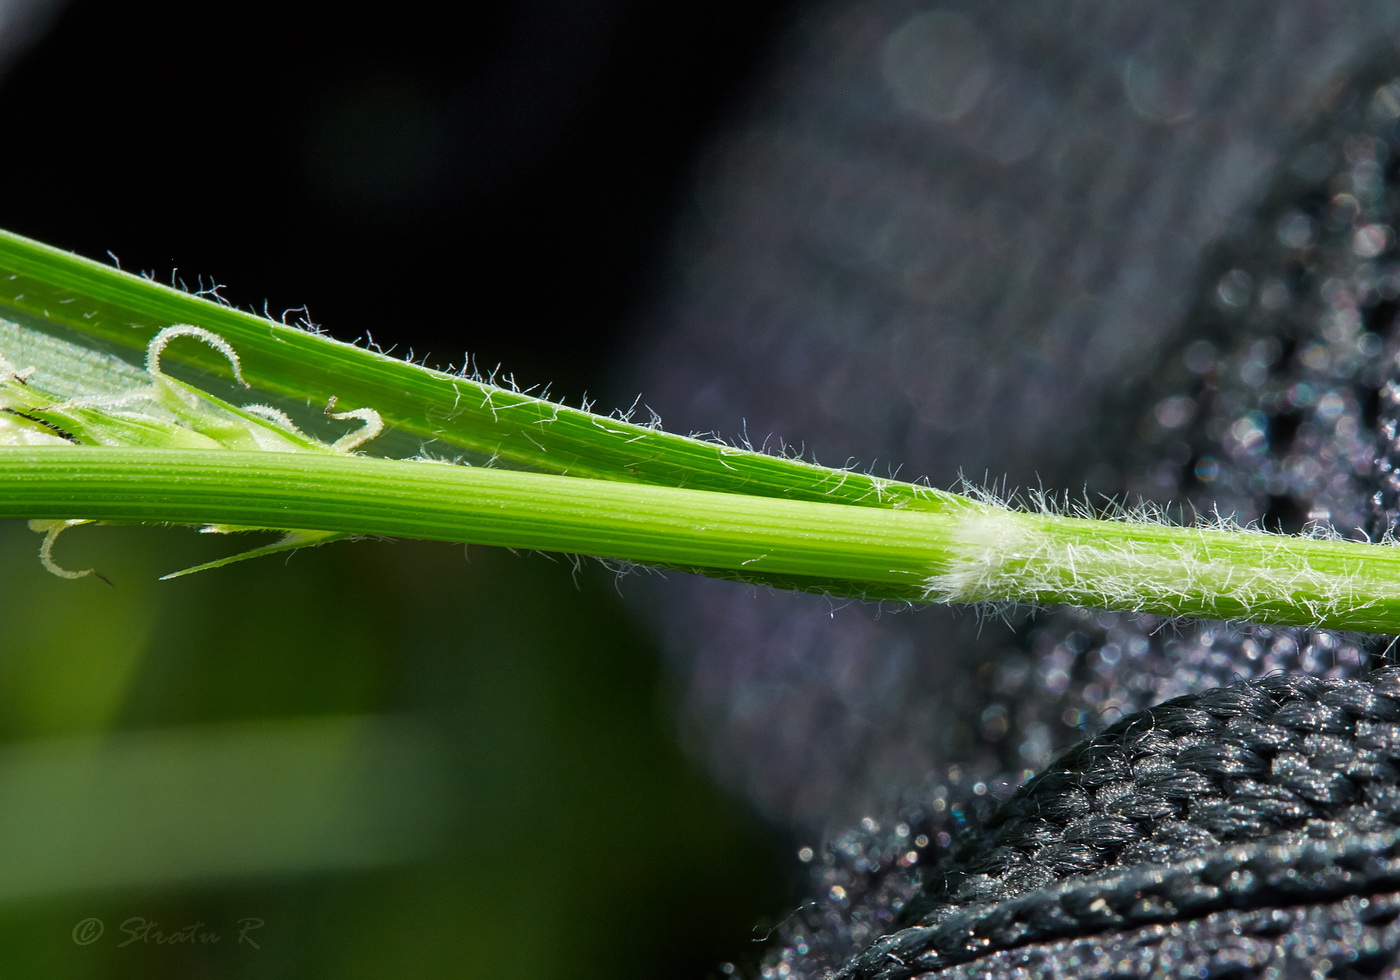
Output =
[
  {"x1": 928, "y1": 510, "x2": 1400, "y2": 631},
  {"x1": 4, "y1": 447, "x2": 1400, "y2": 631}
]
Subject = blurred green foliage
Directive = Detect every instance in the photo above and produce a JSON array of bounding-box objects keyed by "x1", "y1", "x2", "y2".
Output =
[{"x1": 0, "y1": 521, "x2": 789, "y2": 978}]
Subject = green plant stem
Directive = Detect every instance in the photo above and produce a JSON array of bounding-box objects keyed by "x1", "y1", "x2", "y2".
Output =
[
  {"x1": 0, "y1": 447, "x2": 975, "y2": 599},
  {"x1": 7, "y1": 230, "x2": 1400, "y2": 633},
  {"x1": 4, "y1": 446, "x2": 1400, "y2": 631}
]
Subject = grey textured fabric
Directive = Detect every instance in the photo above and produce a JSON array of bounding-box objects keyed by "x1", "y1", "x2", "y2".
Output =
[
  {"x1": 625, "y1": 3, "x2": 1400, "y2": 977},
  {"x1": 633, "y1": 0, "x2": 1400, "y2": 833},
  {"x1": 844, "y1": 671, "x2": 1400, "y2": 978}
]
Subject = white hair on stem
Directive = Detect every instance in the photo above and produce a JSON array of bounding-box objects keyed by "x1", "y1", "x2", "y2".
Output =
[
  {"x1": 146, "y1": 324, "x2": 248, "y2": 387},
  {"x1": 27, "y1": 519, "x2": 109, "y2": 584},
  {"x1": 923, "y1": 478, "x2": 1395, "y2": 627},
  {"x1": 324, "y1": 396, "x2": 384, "y2": 453}
]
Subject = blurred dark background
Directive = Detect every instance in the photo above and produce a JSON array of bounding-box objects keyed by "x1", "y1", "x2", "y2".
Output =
[
  {"x1": 16, "y1": 4, "x2": 1400, "y2": 978},
  {"x1": 1, "y1": 0, "x2": 797, "y2": 393},
  {"x1": 0, "y1": 1, "x2": 804, "y2": 977}
]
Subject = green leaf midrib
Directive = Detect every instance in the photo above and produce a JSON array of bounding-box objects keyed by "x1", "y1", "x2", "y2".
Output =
[{"x1": 0, "y1": 229, "x2": 964, "y2": 511}]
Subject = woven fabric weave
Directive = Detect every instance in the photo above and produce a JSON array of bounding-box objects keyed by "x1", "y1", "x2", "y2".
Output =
[{"x1": 844, "y1": 671, "x2": 1400, "y2": 978}]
